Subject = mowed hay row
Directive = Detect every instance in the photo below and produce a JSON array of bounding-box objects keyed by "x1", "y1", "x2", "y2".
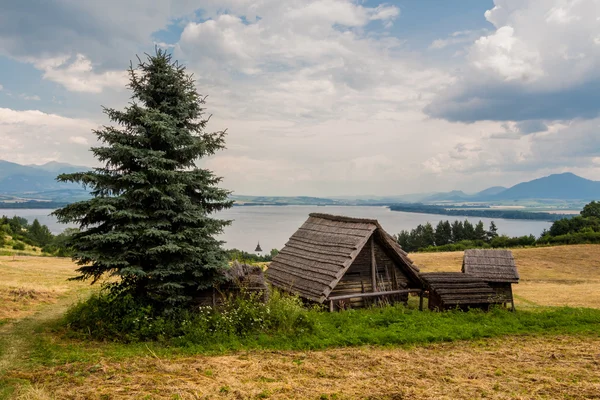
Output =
[
  {"x1": 19, "y1": 336, "x2": 600, "y2": 400},
  {"x1": 411, "y1": 245, "x2": 600, "y2": 308},
  {"x1": 0, "y1": 256, "x2": 89, "y2": 321}
]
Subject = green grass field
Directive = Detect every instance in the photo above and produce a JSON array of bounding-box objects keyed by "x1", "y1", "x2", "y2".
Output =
[{"x1": 1, "y1": 245, "x2": 600, "y2": 399}]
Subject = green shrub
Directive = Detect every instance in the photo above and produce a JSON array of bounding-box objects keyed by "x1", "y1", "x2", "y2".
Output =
[
  {"x1": 64, "y1": 292, "x2": 177, "y2": 342},
  {"x1": 64, "y1": 287, "x2": 316, "y2": 343},
  {"x1": 12, "y1": 242, "x2": 25, "y2": 250}
]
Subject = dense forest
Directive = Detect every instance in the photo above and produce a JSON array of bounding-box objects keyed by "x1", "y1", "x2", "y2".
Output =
[
  {"x1": 396, "y1": 201, "x2": 600, "y2": 252},
  {"x1": 389, "y1": 203, "x2": 568, "y2": 221}
]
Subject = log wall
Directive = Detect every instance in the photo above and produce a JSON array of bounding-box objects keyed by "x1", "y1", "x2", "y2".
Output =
[
  {"x1": 329, "y1": 238, "x2": 410, "y2": 309},
  {"x1": 488, "y1": 282, "x2": 514, "y2": 308}
]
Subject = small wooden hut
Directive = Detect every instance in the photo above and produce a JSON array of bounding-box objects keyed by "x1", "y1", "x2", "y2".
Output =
[
  {"x1": 266, "y1": 213, "x2": 422, "y2": 310},
  {"x1": 420, "y1": 272, "x2": 501, "y2": 311},
  {"x1": 462, "y1": 249, "x2": 519, "y2": 310},
  {"x1": 195, "y1": 261, "x2": 268, "y2": 307}
]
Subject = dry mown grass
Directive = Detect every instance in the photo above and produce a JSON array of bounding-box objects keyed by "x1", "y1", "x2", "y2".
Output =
[
  {"x1": 13, "y1": 335, "x2": 600, "y2": 399},
  {"x1": 0, "y1": 256, "x2": 89, "y2": 321},
  {"x1": 4, "y1": 247, "x2": 600, "y2": 399},
  {"x1": 411, "y1": 245, "x2": 600, "y2": 309}
]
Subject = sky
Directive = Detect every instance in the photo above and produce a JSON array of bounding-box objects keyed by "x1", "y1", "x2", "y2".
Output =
[{"x1": 1, "y1": 0, "x2": 600, "y2": 196}]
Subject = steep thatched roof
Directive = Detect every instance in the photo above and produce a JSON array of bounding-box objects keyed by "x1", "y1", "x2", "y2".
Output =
[
  {"x1": 266, "y1": 213, "x2": 421, "y2": 303},
  {"x1": 223, "y1": 260, "x2": 266, "y2": 288},
  {"x1": 462, "y1": 249, "x2": 519, "y2": 283},
  {"x1": 420, "y1": 272, "x2": 500, "y2": 309},
  {"x1": 194, "y1": 261, "x2": 268, "y2": 307}
]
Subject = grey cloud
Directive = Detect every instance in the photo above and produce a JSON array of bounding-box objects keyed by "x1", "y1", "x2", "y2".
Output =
[
  {"x1": 425, "y1": 79, "x2": 600, "y2": 123},
  {"x1": 0, "y1": 1, "x2": 200, "y2": 70},
  {"x1": 515, "y1": 120, "x2": 547, "y2": 134}
]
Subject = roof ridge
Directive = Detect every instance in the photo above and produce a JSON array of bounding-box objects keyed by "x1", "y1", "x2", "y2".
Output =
[{"x1": 308, "y1": 213, "x2": 379, "y2": 224}]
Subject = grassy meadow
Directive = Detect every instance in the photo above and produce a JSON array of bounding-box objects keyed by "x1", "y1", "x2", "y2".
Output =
[
  {"x1": 1, "y1": 245, "x2": 600, "y2": 399},
  {"x1": 411, "y1": 244, "x2": 600, "y2": 309}
]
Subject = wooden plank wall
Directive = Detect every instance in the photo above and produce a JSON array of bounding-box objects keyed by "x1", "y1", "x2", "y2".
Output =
[
  {"x1": 488, "y1": 283, "x2": 514, "y2": 305},
  {"x1": 329, "y1": 239, "x2": 410, "y2": 309}
]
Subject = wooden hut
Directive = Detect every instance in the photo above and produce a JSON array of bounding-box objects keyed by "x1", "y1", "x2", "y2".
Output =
[
  {"x1": 266, "y1": 213, "x2": 423, "y2": 310},
  {"x1": 195, "y1": 261, "x2": 268, "y2": 307},
  {"x1": 420, "y1": 272, "x2": 501, "y2": 311},
  {"x1": 462, "y1": 249, "x2": 519, "y2": 310}
]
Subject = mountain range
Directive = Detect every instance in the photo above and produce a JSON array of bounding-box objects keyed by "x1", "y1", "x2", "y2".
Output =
[
  {"x1": 0, "y1": 160, "x2": 599, "y2": 204},
  {"x1": 418, "y1": 173, "x2": 600, "y2": 202},
  {"x1": 0, "y1": 160, "x2": 90, "y2": 202}
]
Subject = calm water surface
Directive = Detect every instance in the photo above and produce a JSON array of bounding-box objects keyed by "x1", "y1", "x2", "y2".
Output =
[{"x1": 0, "y1": 206, "x2": 552, "y2": 253}]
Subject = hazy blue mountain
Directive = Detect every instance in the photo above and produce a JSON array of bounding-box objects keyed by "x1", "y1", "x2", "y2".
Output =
[
  {"x1": 422, "y1": 190, "x2": 470, "y2": 202},
  {"x1": 493, "y1": 173, "x2": 600, "y2": 200},
  {"x1": 28, "y1": 161, "x2": 87, "y2": 174},
  {"x1": 0, "y1": 160, "x2": 90, "y2": 200},
  {"x1": 330, "y1": 193, "x2": 437, "y2": 203},
  {"x1": 476, "y1": 186, "x2": 507, "y2": 197},
  {"x1": 0, "y1": 160, "x2": 43, "y2": 180}
]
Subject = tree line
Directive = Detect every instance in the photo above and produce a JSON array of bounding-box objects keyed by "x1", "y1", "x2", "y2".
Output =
[
  {"x1": 0, "y1": 215, "x2": 77, "y2": 255},
  {"x1": 395, "y1": 200, "x2": 600, "y2": 252},
  {"x1": 537, "y1": 201, "x2": 600, "y2": 246},
  {"x1": 389, "y1": 203, "x2": 567, "y2": 221}
]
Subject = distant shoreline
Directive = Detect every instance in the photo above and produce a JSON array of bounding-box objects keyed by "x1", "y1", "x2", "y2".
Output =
[
  {"x1": 0, "y1": 201, "x2": 69, "y2": 209},
  {"x1": 388, "y1": 203, "x2": 570, "y2": 222}
]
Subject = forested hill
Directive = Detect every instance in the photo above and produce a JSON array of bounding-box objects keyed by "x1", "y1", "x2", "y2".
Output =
[
  {"x1": 388, "y1": 203, "x2": 569, "y2": 221},
  {"x1": 0, "y1": 160, "x2": 90, "y2": 202},
  {"x1": 492, "y1": 173, "x2": 600, "y2": 200}
]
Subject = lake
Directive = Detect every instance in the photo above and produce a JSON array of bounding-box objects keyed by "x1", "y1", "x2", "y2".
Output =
[{"x1": 0, "y1": 206, "x2": 552, "y2": 253}]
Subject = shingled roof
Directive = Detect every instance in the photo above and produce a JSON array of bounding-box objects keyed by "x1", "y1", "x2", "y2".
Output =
[
  {"x1": 462, "y1": 249, "x2": 519, "y2": 283},
  {"x1": 266, "y1": 213, "x2": 421, "y2": 303},
  {"x1": 420, "y1": 272, "x2": 501, "y2": 309}
]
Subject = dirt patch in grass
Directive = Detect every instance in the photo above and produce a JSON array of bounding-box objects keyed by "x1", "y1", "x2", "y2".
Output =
[
  {"x1": 13, "y1": 335, "x2": 600, "y2": 399},
  {"x1": 411, "y1": 245, "x2": 600, "y2": 309},
  {"x1": 0, "y1": 256, "x2": 90, "y2": 321}
]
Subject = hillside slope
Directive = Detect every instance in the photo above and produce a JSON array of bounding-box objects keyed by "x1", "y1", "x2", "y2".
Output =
[{"x1": 493, "y1": 173, "x2": 600, "y2": 200}]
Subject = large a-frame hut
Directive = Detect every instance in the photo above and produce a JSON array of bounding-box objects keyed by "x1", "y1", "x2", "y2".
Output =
[
  {"x1": 266, "y1": 213, "x2": 422, "y2": 310},
  {"x1": 462, "y1": 249, "x2": 519, "y2": 310}
]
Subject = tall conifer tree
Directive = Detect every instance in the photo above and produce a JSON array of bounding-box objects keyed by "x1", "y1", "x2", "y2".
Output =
[{"x1": 53, "y1": 50, "x2": 233, "y2": 310}]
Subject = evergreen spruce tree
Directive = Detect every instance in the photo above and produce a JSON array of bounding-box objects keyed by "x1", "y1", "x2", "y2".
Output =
[
  {"x1": 53, "y1": 50, "x2": 233, "y2": 311},
  {"x1": 451, "y1": 220, "x2": 464, "y2": 243},
  {"x1": 395, "y1": 230, "x2": 411, "y2": 251},
  {"x1": 28, "y1": 219, "x2": 53, "y2": 247},
  {"x1": 487, "y1": 221, "x2": 499, "y2": 242},
  {"x1": 422, "y1": 222, "x2": 436, "y2": 247},
  {"x1": 474, "y1": 221, "x2": 487, "y2": 241},
  {"x1": 462, "y1": 219, "x2": 475, "y2": 240},
  {"x1": 434, "y1": 220, "x2": 451, "y2": 246}
]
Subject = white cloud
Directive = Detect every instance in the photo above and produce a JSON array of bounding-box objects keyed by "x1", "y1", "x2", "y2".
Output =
[
  {"x1": 3, "y1": 0, "x2": 600, "y2": 194},
  {"x1": 429, "y1": 30, "x2": 487, "y2": 50},
  {"x1": 423, "y1": 116, "x2": 600, "y2": 185},
  {"x1": 476, "y1": 0, "x2": 600, "y2": 87},
  {"x1": 177, "y1": 1, "x2": 443, "y2": 124},
  {"x1": 0, "y1": 84, "x2": 3, "y2": 91},
  {"x1": 471, "y1": 26, "x2": 544, "y2": 82},
  {"x1": 69, "y1": 136, "x2": 89, "y2": 145},
  {"x1": 426, "y1": 0, "x2": 600, "y2": 123},
  {"x1": 28, "y1": 54, "x2": 128, "y2": 93},
  {"x1": 0, "y1": 108, "x2": 97, "y2": 165}
]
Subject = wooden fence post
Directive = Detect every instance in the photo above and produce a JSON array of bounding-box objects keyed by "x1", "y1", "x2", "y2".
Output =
[{"x1": 370, "y1": 236, "x2": 377, "y2": 292}]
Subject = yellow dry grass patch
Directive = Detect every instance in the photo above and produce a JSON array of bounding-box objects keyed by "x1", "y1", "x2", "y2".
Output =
[
  {"x1": 1, "y1": 235, "x2": 45, "y2": 257},
  {"x1": 411, "y1": 245, "x2": 600, "y2": 308},
  {"x1": 0, "y1": 256, "x2": 89, "y2": 321},
  {"x1": 17, "y1": 335, "x2": 600, "y2": 399}
]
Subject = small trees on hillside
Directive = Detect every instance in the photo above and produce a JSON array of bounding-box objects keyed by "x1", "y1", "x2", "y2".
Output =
[
  {"x1": 53, "y1": 50, "x2": 232, "y2": 312},
  {"x1": 396, "y1": 219, "x2": 503, "y2": 252},
  {"x1": 581, "y1": 201, "x2": 600, "y2": 218}
]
